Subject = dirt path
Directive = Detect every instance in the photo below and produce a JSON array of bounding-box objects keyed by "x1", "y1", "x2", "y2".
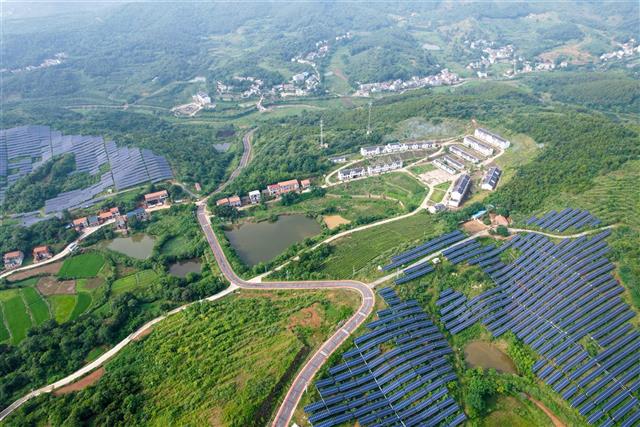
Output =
[
  {"x1": 527, "y1": 395, "x2": 566, "y2": 427},
  {"x1": 54, "y1": 368, "x2": 105, "y2": 395}
]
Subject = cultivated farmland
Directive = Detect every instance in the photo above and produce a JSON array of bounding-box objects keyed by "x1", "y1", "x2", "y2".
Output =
[{"x1": 58, "y1": 253, "x2": 106, "y2": 279}]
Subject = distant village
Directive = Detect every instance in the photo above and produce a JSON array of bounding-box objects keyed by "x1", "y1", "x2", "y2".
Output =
[
  {"x1": 599, "y1": 38, "x2": 639, "y2": 62},
  {"x1": 0, "y1": 52, "x2": 67, "y2": 74},
  {"x1": 171, "y1": 91, "x2": 216, "y2": 117},
  {"x1": 2, "y1": 190, "x2": 170, "y2": 272},
  {"x1": 353, "y1": 69, "x2": 460, "y2": 97}
]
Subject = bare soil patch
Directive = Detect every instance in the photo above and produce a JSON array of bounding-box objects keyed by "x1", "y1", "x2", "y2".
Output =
[
  {"x1": 462, "y1": 219, "x2": 488, "y2": 234},
  {"x1": 133, "y1": 326, "x2": 153, "y2": 341},
  {"x1": 527, "y1": 395, "x2": 567, "y2": 427},
  {"x1": 54, "y1": 367, "x2": 104, "y2": 395},
  {"x1": 37, "y1": 276, "x2": 76, "y2": 295},
  {"x1": 288, "y1": 304, "x2": 322, "y2": 330},
  {"x1": 323, "y1": 215, "x2": 351, "y2": 230},
  {"x1": 83, "y1": 277, "x2": 104, "y2": 290},
  {"x1": 7, "y1": 262, "x2": 63, "y2": 282}
]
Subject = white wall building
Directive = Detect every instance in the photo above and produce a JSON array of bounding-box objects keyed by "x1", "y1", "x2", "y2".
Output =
[
  {"x1": 463, "y1": 135, "x2": 494, "y2": 156},
  {"x1": 433, "y1": 158, "x2": 457, "y2": 175},
  {"x1": 481, "y1": 167, "x2": 502, "y2": 191},
  {"x1": 361, "y1": 146, "x2": 382, "y2": 157},
  {"x1": 367, "y1": 159, "x2": 403, "y2": 175},
  {"x1": 474, "y1": 128, "x2": 510, "y2": 149},
  {"x1": 249, "y1": 190, "x2": 262, "y2": 204},
  {"x1": 448, "y1": 174, "x2": 471, "y2": 207},
  {"x1": 449, "y1": 145, "x2": 480, "y2": 164},
  {"x1": 338, "y1": 167, "x2": 367, "y2": 181}
]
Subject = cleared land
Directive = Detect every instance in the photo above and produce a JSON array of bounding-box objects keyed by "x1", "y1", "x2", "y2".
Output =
[
  {"x1": 329, "y1": 173, "x2": 427, "y2": 211},
  {"x1": 111, "y1": 269, "x2": 159, "y2": 296}
]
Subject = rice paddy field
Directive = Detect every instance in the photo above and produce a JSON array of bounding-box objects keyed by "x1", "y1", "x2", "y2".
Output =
[{"x1": 58, "y1": 252, "x2": 106, "y2": 279}]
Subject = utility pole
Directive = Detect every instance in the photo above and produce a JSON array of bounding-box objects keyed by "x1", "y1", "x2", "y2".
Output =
[
  {"x1": 320, "y1": 119, "x2": 325, "y2": 148},
  {"x1": 366, "y1": 101, "x2": 372, "y2": 136}
]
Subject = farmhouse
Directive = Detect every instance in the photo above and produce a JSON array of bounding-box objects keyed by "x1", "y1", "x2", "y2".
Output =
[
  {"x1": 87, "y1": 215, "x2": 100, "y2": 227},
  {"x1": 144, "y1": 190, "x2": 169, "y2": 207},
  {"x1": 3, "y1": 251, "x2": 24, "y2": 269},
  {"x1": 330, "y1": 155, "x2": 348, "y2": 164},
  {"x1": 228, "y1": 195, "x2": 242, "y2": 207},
  {"x1": 301, "y1": 179, "x2": 311, "y2": 189},
  {"x1": 73, "y1": 217, "x2": 89, "y2": 231},
  {"x1": 481, "y1": 167, "x2": 502, "y2": 191},
  {"x1": 361, "y1": 146, "x2": 382, "y2": 157},
  {"x1": 449, "y1": 145, "x2": 480, "y2": 164},
  {"x1": 407, "y1": 140, "x2": 437, "y2": 150},
  {"x1": 126, "y1": 207, "x2": 149, "y2": 222},
  {"x1": 338, "y1": 167, "x2": 366, "y2": 181},
  {"x1": 278, "y1": 179, "x2": 300, "y2": 194},
  {"x1": 267, "y1": 184, "x2": 281, "y2": 196},
  {"x1": 448, "y1": 174, "x2": 471, "y2": 207},
  {"x1": 432, "y1": 159, "x2": 456, "y2": 175},
  {"x1": 216, "y1": 198, "x2": 230, "y2": 206},
  {"x1": 367, "y1": 158, "x2": 403, "y2": 175},
  {"x1": 442, "y1": 155, "x2": 464, "y2": 171},
  {"x1": 32, "y1": 246, "x2": 52, "y2": 262},
  {"x1": 115, "y1": 215, "x2": 128, "y2": 230},
  {"x1": 463, "y1": 135, "x2": 494, "y2": 156},
  {"x1": 249, "y1": 190, "x2": 261, "y2": 204},
  {"x1": 474, "y1": 128, "x2": 510, "y2": 149}
]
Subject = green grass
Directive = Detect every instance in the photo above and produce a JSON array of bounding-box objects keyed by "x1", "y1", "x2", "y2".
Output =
[
  {"x1": 430, "y1": 181, "x2": 450, "y2": 203},
  {"x1": 3, "y1": 294, "x2": 33, "y2": 344},
  {"x1": 408, "y1": 163, "x2": 436, "y2": 175},
  {"x1": 111, "y1": 269, "x2": 159, "y2": 296},
  {"x1": 69, "y1": 292, "x2": 92, "y2": 320},
  {"x1": 160, "y1": 236, "x2": 190, "y2": 256},
  {"x1": 47, "y1": 295, "x2": 77, "y2": 323},
  {"x1": 12, "y1": 290, "x2": 359, "y2": 426},
  {"x1": 317, "y1": 211, "x2": 448, "y2": 281},
  {"x1": 58, "y1": 252, "x2": 105, "y2": 279},
  {"x1": 479, "y1": 395, "x2": 559, "y2": 427},
  {"x1": 21, "y1": 287, "x2": 51, "y2": 326},
  {"x1": 329, "y1": 172, "x2": 427, "y2": 211},
  {"x1": 0, "y1": 308, "x2": 10, "y2": 342}
]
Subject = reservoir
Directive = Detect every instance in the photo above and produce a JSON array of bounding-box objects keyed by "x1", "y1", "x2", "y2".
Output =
[
  {"x1": 224, "y1": 215, "x2": 322, "y2": 266},
  {"x1": 169, "y1": 259, "x2": 202, "y2": 277},
  {"x1": 102, "y1": 234, "x2": 155, "y2": 260},
  {"x1": 464, "y1": 341, "x2": 517, "y2": 374}
]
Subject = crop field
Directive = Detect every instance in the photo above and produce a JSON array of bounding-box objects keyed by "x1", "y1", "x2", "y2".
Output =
[
  {"x1": 2, "y1": 291, "x2": 33, "y2": 344},
  {"x1": 16, "y1": 290, "x2": 359, "y2": 426},
  {"x1": 58, "y1": 253, "x2": 105, "y2": 279},
  {"x1": 0, "y1": 309, "x2": 10, "y2": 342},
  {"x1": 430, "y1": 181, "x2": 451, "y2": 203},
  {"x1": 48, "y1": 295, "x2": 77, "y2": 323},
  {"x1": 70, "y1": 293, "x2": 92, "y2": 319},
  {"x1": 317, "y1": 211, "x2": 448, "y2": 281},
  {"x1": 329, "y1": 173, "x2": 427, "y2": 211},
  {"x1": 21, "y1": 287, "x2": 51, "y2": 326},
  {"x1": 111, "y1": 269, "x2": 159, "y2": 296}
]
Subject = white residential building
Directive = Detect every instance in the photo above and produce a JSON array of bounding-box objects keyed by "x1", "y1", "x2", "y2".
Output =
[
  {"x1": 249, "y1": 190, "x2": 261, "y2": 204},
  {"x1": 330, "y1": 155, "x2": 348, "y2": 164},
  {"x1": 449, "y1": 145, "x2": 480, "y2": 164},
  {"x1": 481, "y1": 167, "x2": 502, "y2": 191},
  {"x1": 463, "y1": 135, "x2": 494, "y2": 156},
  {"x1": 407, "y1": 140, "x2": 438, "y2": 151},
  {"x1": 474, "y1": 128, "x2": 510, "y2": 149},
  {"x1": 432, "y1": 158, "x2": 457, "y2": 175},
  {"x1": 448, "y1": 174, "x2": 471, "y2": 207},
  {"x1": 442, "y1": 155, "x2": 464, "y2": 171},
  {"x1": 367, "y1": 159, "x2": 403, "y2": 175},
  {"x1": 361, "y1": 141, "x2": 437, "y2": 158},
  {"x1": 361, "y1": 146, "x2": 383, "y2": 157},
  {"x1": 338, "y1": 167, "x2": 367, "y2": 181}
]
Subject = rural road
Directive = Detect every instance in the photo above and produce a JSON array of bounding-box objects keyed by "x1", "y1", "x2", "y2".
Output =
[{"x1": 208, "y1": 128, "x2": 255, "y2": 197}]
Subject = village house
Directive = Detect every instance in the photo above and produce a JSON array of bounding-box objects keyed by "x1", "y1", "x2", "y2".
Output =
[
  {"x1": 407, "y1": 140, "x2": 437, "y2": 151},
  {"x1": 144, "y1": 190, "x2": 169, "y2": 207},
  {"x1": 463, "y1": 135, "x2": 494, "y2": 156},
  {"x1": 3, "y1": 251, "x2": 24, "y2": 269},
  {"x1": 301, "y1": 179, "x2": 311, "y2": 190},
  {"x1": 442, "y1": 155, "x2": 464, "y2": 171},
  {"x1": 432, "y1": 158, "x2": 457, "y2": 175},
  {"x1": 87, "y1": 215, "x2": 100, "y2": 227},
  {"x1": 428, "y1": 203, "x2": 447, "y2": 214},
  {"x1": 449, "y1": 146, "x2": 480, "y2": 164},
  {"x1": 360, "y1": 146, "x2": 382, "y2": 157},
  {"x1": 448, "y1": 174, "x2": 471, "y2": 208},
  {"x1": 330, "y1": 156, "x2": 348, "y2": 164},
  {"x1": 115, "y1": 214, "x2": 128, "y2": 230},
  {"x1": 481, "y1": 167, "x2": 502, "y2": 191},
  {"x1": 367, "y1": 158, "x2": 403, "y2": 175},
  {"x1": 32, "y1": 246, "x2": 52, "y2": 262},
  {"x1": 228, "y1": 195, "x2": 242, "y2": 207},
  {"x1": 249, "y1": 190, "x2": 261, "y2": 204},
  {"x1": 277, "y1": 179, "x2": 300, "y2": 194},
  {"x1": 474, "y1": 128, "x2": 510, "y2": 149},
  {"x1": 126, "y1": 208, "x2": 149, "y2": 222},
  {"x1": 338, "y1": 167, "x2": 366, "y2": 181},
  {"x1": 267, "y1": 184, "x2": 281, "y2": 196},
  {"x1": 216, "y1": 198, "x2": 230, "y2": 206},
  {"x1": 72, "y1": 217, "x2": 89, "y2": 231}
]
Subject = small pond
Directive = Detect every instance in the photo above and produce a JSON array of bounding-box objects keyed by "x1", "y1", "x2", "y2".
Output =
[
  {"x1": 464, "y1": 341, "x2": 517, "y2": 374},
  {"x1": 101, "y1": 234, "x2": 155, "y2": 260},
  {"x1": 169, "y1": 259, "x2": 202, "y2": 278},
  {"x1": 224, "y1": 215, "x2": 322, "y2": 266}
]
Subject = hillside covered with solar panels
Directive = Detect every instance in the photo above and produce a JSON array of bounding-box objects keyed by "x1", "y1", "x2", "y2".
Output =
[{"x1": 0, "y1": 125, "x2": 173, "y2": 213}]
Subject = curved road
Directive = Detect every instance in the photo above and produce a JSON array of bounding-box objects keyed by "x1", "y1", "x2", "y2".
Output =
[{"x1": 196, "y1": 205, "x2": 375, "y2": 427}]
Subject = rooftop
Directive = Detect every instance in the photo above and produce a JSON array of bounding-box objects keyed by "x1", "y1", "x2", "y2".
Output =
[{"x1": 144, "y1": 190, "x2": 169, "y2": 201}]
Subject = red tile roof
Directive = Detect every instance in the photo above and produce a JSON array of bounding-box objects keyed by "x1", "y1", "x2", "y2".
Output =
[
  {"x1": 32, "y1": 246, "x2": 50, "y2": 255},
  {"x1": 216, "y1": 198, "x2": 229, "y2": 206},
  {"x1": 278, "y1": 179, "x2": 299, "y2": 187},
  {"x1": 144, "y1": 190, "x2": 169, "y2": 201},
  {"x1": 4, "y1": 251, "x2": 23, "y2": 259},
  {"x1": 228, "y1": 195, "x2": 241, "y2": 203},
  {"x1": 73, "y1": 217, "x2": 88, "y2": 226}
]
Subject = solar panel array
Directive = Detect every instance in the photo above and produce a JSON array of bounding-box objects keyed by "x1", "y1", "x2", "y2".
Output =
[
  {"x1": 304, "y1": 288, "x2": 466, "y2": 427},
  {"x1": 383, "y1": 230, "x2": 465, "y2": 272},
  {"x1": 526, "y1": 208, "x2": 601, "y2": 232},
  {"x1": 437, "y1": 227, "x2": 640, "y2": 426},
  {"x1": 1, "y1": 126, "x2": 173, "y2": 212}
]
